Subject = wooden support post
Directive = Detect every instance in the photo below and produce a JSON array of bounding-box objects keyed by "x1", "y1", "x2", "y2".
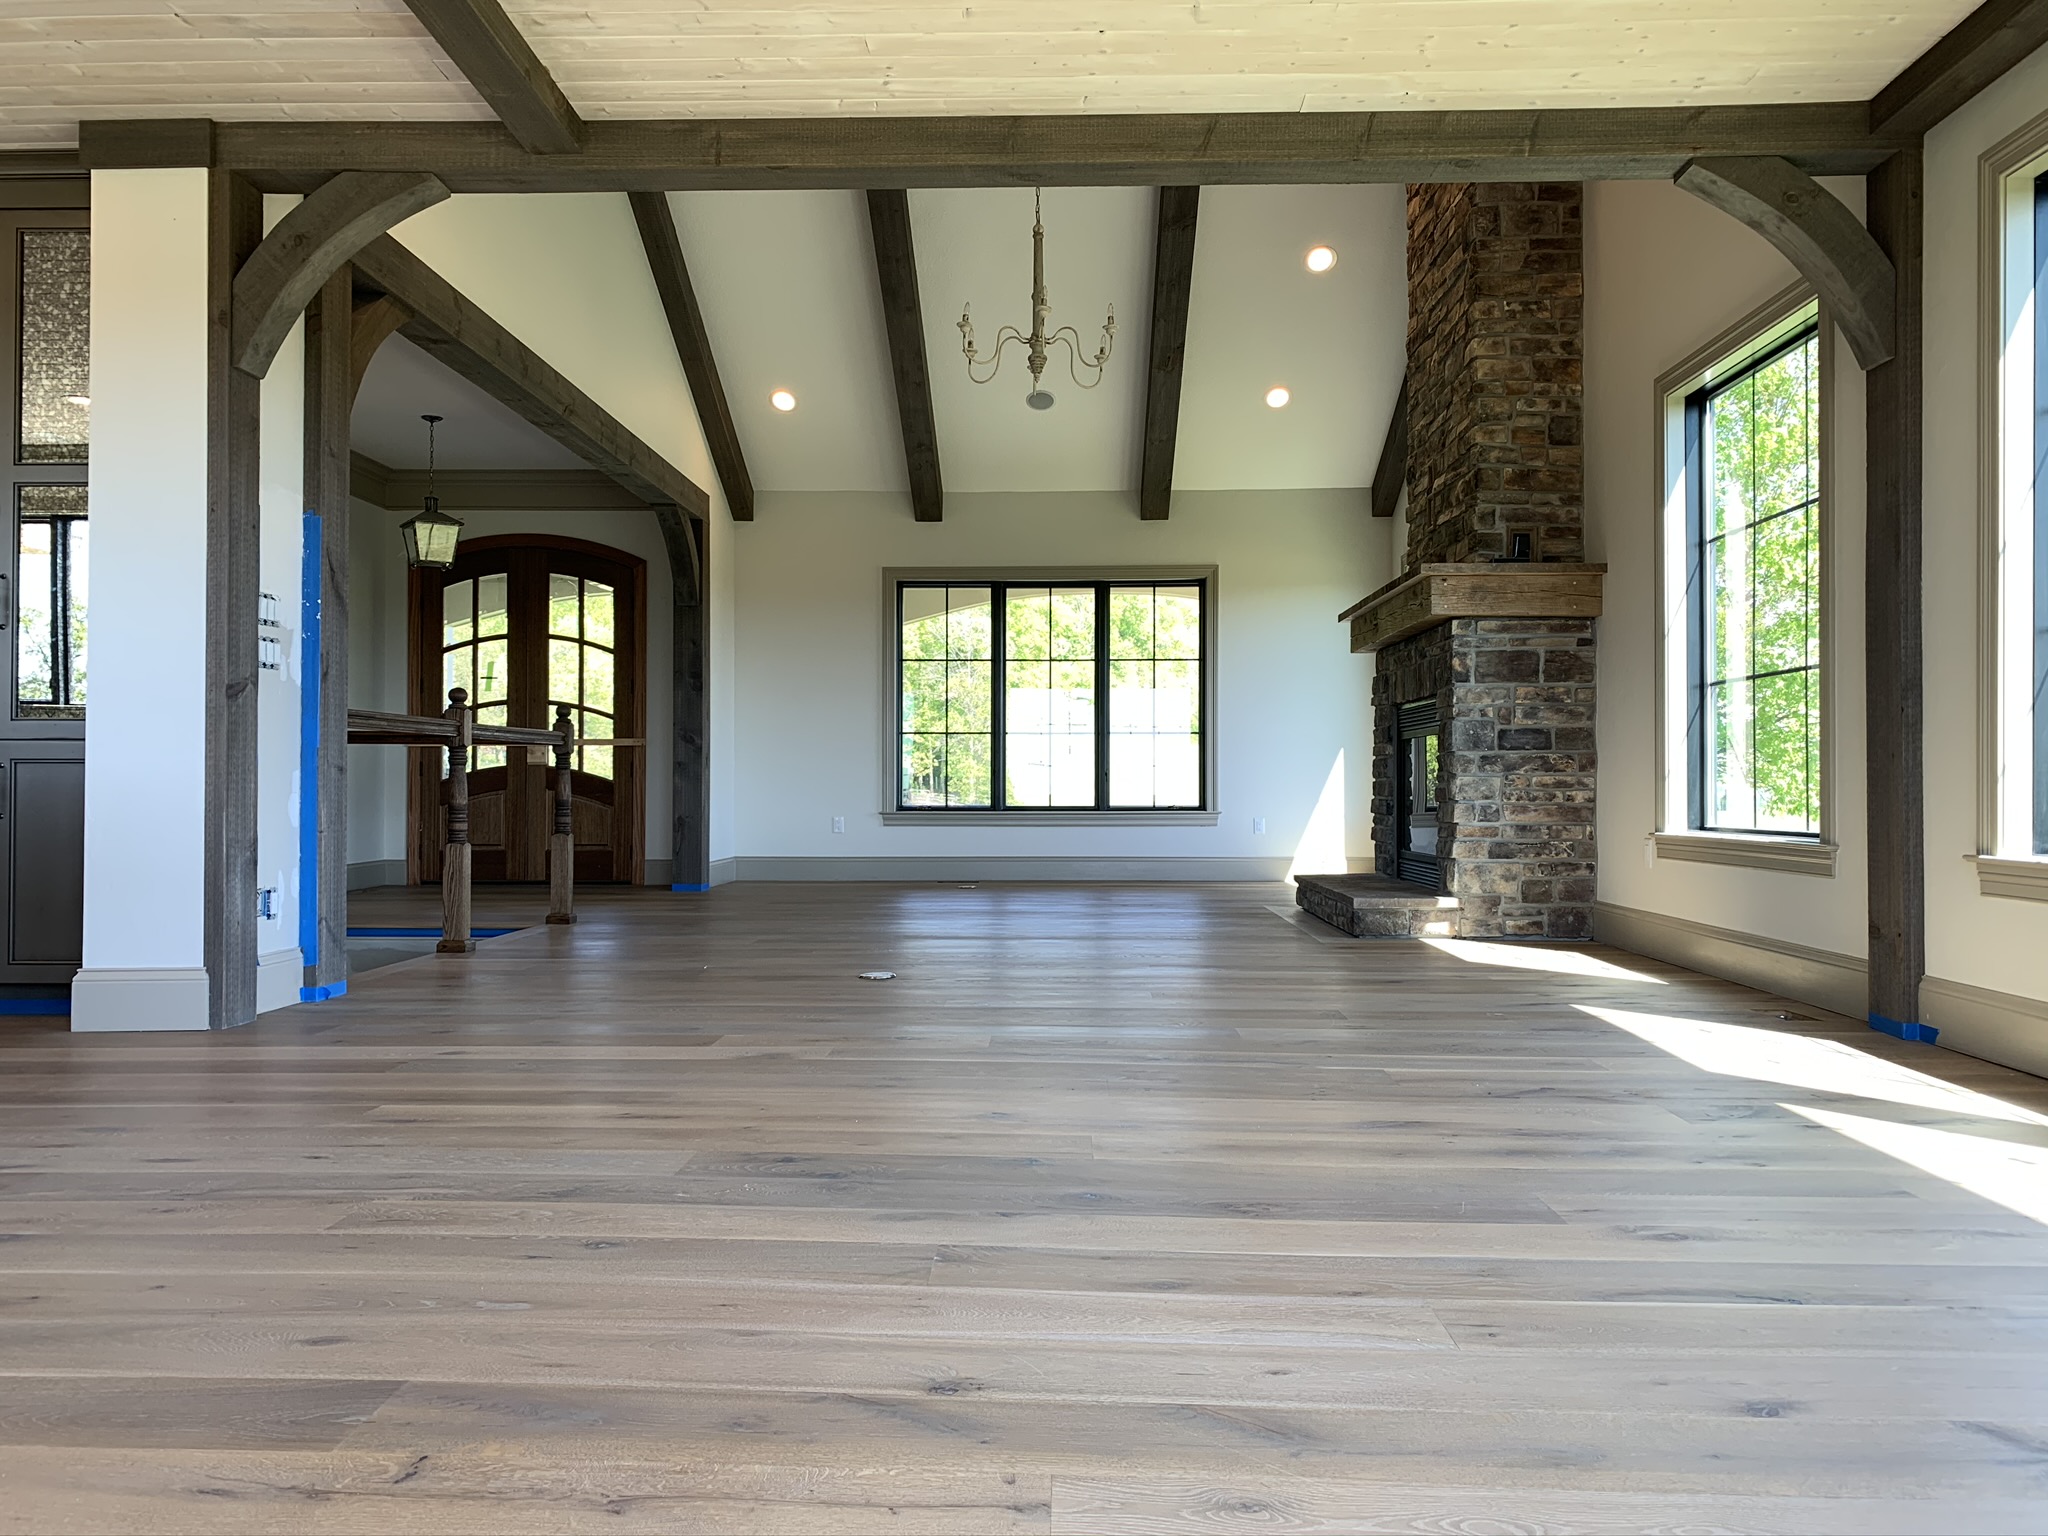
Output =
[
  {"x1": 205, "y1": 169, "x2": 265, "y2": 1030},
  {"x1": 652, "y1": 505, "x2": 710, "y2": 889},
  {"x1": 302, "y1": 266, "x2": 352, "y2": 996},
  {"x1": 1864, "y1": 147, "x2": 1926, "y2": 1037},
  {"x1": 547, "y1": 702, "x2": 577, "y2": 925},
  {"x1": 438, "y1": 687, "x2": 476, "y2": 954}
]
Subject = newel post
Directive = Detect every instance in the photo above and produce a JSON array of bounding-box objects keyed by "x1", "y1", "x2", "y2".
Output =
[
  {"x1": 547, "y1": 703, "x2": 577, "y2": 925},
  {"x1": 438, "y1": 686, "x2": 476, "y2": 954}
]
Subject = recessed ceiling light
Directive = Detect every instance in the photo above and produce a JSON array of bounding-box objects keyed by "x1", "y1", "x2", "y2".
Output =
[
  {"x1": 1265, "y1": 386, "x2": 1291, "y2": 409},
  {"x1": 770, "y1": 389, "x2": 797, "y2": 412},
  {"x1": 1305, "y1": 245, "x2": 1337, "y2": 273}
]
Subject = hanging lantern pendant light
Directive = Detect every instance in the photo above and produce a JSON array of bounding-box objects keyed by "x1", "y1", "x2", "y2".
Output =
[
  {"x1": 399, "y1": 412, "x2": 465, "y2": 570},
  {"x1": 957, "y1": 187, "x2": 1115, "y2": 410}
]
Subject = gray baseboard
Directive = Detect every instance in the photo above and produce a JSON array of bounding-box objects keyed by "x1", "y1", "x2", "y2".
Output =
[
  {"x1": 1920, "y1": 976, "x2": 2048, "y2": 1079},
  {"x1": 347, "y1": 858, "x2": 407, "y2": 891},
  {"x1": 710, "y1": 858, "x2": 738, "y2": 887},
  {"x1": 644, "y1": 859, "x2": 671, "y2": 887},
  {"x1": 728, "y1": 855, "x2": 1291, "y2": 883},
  {"x1": 70, "y1": 967, "x2": 210, "y2": 1032},
  {"x1": 1592, "y1": 901, "x2": 1867, "y2": 1018}
]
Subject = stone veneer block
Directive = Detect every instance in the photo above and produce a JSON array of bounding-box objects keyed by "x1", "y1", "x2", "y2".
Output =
[{"x1": 1294, "y1": 873, "x2": 1456, "y2": 938}]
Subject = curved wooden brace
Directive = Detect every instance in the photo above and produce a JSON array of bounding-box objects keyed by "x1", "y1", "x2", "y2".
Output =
[
  {"x1": 231, "y1": 171, "x2": 449, "y2": 379},
  {"x1": 348, "y1": 294, "x2": 412, "y2": 405},
  {"x1": 1674, "y1": 156, "x2": 1895, "y2": 370}
]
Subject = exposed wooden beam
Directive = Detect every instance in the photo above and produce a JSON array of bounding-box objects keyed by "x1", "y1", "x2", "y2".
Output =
[
  {"x1": 349, "y1": 451, "x2": 649, "y2": 511},
  {"x1": 348, "y1": 295, "x2": 412, "y2": 405},
  {"x1": 350, "y1": 235, "x2": 709, "y2": 519},
  {"x1": 81, "y1": 103, "x2": 1905, "y2": 194},
  {"x1": 1863, "y1": 148, "x2": 1927, "y2": 1039},
  {"x1": 1139, "y1": 186, "x2": 1200, "y2": 522},
  {"x1": 1870, "y1": 0, "x2": 2048, "y2": 139},
  {"x1": 651, "y1": 504, "x2": 710, "y2": 891},
  {"x1": 395, "y1": 0, "x2": 583, "y2": 154},
  {"x1": 1370, "y1": 374, "x2": 1410, "y2": 521},
  {"x1": 627, "y1": 190, "x2": 754, "y2": 522},
  {"x1": 303, "y1": 268, "x2": 353, "y2": 999},
  {"x1": 866, "y1": 190, "x2": 943, "y2": 523},
  {"x1": 1674, "y1": 157, "x2": 1896, "y2": 370},
  {"x1": 231, "y1": 171, "x2": 448, "y2": 379}
]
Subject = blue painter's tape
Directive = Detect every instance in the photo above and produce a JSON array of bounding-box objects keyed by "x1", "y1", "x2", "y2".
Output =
[
  {"x1": 299, "y1": 981, "x2": 348, "y2": 1004},
  {"x1": 0, "y1": 999, "x2": 69, "y2": 1015},
  {"x1": 671, "y1": 883, "x2": 710, "y2": 893},
  {"x1": 1869, "y1": 1014, "x2": 1940, "y2": 1044},
  {"x1": 347, "y1": 927, "x2": 517, "y2": 939},
  {"x1": 299, "y1": 514, "x2": 323, "y2": 967}
]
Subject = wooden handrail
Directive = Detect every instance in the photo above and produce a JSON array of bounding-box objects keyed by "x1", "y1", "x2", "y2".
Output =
[{"x1": 343, "y1": 688, "x2": 580, "y2": 952}]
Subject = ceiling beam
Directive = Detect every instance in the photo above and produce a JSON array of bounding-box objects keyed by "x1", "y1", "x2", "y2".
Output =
[
  {"x1": 1674, "y1": 156, "x2": 1896, "y2": 369},
  {"x1": 1370, "y1": 374, "x2": 1409, "y2": 521},
  {"x1": 1139, "y1": 186, "x2": 1200, "y2": 522},
  {"x1": 230, "y1": 171, "x2": 449, "y2": 379},
  {"x1": 81, "y1": 102, "x2": 1903, "y2": 194},
  {"x1": 350, "y1": 450, "x2": 648, "y2": 511},
  {"x1": 397, "y1": 0, "x2": 583, "y2": 154},
  {"x1": 627, "y1": 190, "x2": 754, "y2": 522},
  {"x1": 866, "y1": 189, "x2": 943, "y2": 523},
  {"x1": 1870, "y1": 0, "x2": 2048, "y2": 139},
  {"x1": 351, "y1": 234, "x2": 708, "y2": 518}
]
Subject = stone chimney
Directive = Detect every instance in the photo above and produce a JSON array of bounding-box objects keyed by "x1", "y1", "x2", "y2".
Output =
[{"x1": 1344, "y1": 182, "x2": 1602, "y2": 940}]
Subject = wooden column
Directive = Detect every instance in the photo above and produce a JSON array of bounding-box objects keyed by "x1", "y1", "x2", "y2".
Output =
[
  {"x1": 1864, "y1": 147, "x2": 1927, "y2": 1036},
  {"x1": 653, "y1": 505, "x2": 709, "y2": 890},
  {"x1": 547, "y1": 702, "x2": 576, "y2": 924},
  {"x1": 438, "y1": 688, "x2": 475, "y2": 953},
  {"x1": 205, "y1": 169, "x2": 264, "y2": 1029},
  {"x1": 302, "y1": 266, "x2": 352, "y2": 996}
]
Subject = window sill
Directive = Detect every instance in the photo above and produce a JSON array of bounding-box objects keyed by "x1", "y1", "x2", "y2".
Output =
[
  {"x1": 1653, "y1": 832, "x2": 1836, "y2": 876},
  {"x1": 882, "y1": 810, "x2": 1220, "y2": 828},
  {"x1": 1973, "y1": 856, "x2": 2048, "y2": 903}
]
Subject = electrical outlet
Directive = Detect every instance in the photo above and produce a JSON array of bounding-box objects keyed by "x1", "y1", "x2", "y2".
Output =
[
  {"x1": 1253, "y1": 817, "x2": 1267, "y2": 835},
  {"x1": 831, "y1": 816, "x2": 846, "y2": 833}
]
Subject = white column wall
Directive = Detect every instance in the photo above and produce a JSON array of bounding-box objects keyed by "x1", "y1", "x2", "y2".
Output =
[
  {"x1": 72, "y1": 169, "x2": 213, "y2": 1031},
  {"x1": 255, "y1": 192, "x2": 306, "y2": 1009}
]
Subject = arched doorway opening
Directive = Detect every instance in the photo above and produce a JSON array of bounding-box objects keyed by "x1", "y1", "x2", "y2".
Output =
[{"x1": 407, "y1": 534, "x2": 645, "y2": 885}]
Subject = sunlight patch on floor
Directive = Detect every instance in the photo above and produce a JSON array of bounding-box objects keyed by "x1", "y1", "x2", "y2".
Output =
[
  {"x1": 1584, "y1": 1005, "x2": 2048, "y2": 1127},
  {"x1": 1420, "y1": 937, "x2": 1664, "y2": 983},
  {"x1": 1789, "y1": 1103, "x2": 2048, "y2": 1227}
]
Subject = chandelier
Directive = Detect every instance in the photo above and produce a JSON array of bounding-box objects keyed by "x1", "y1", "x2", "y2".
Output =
[{"x1": 957, "y1": 188, "x2": 1115, "y2": 411}]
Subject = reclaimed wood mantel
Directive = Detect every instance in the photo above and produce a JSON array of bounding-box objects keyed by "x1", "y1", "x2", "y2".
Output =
[{"x1": 1339, "y1": 562, "x2": 1606, "y2": 653}]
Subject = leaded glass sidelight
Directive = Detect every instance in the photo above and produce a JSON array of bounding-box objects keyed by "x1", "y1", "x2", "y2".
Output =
[
  {"x1": 15, "y1": 483, "x2": 85, "y2": 718},
  {"x1": 18, "y1": 229, "x2": 89, "y2": 465}
]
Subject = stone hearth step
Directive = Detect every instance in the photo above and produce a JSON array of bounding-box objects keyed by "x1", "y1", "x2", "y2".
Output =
[{"x1": 1294, "y1": 873, "x2": 1455, "y2": 938}]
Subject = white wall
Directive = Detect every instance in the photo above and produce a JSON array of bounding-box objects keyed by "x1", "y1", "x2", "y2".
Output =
[
  {"x1": 1583, "y1": 178, "x2": 1871, "y2": 987},
  {"x1": 73, "y1": 169, "x2": 213, "y2": 1031},
  {"x1": 729, "y1": 488, "x2": 1390, "y2": 874},
  {"x1": 1922, "y1": 42, "x2": 2048, "y2": 1055}
]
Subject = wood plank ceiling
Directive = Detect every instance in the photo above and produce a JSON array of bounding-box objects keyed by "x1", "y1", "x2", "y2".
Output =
[{"x1": 0, "y1": 2, "x2": 1979, "y2": 151}]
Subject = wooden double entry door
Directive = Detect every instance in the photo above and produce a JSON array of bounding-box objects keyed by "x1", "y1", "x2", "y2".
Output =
[{"x1": 411, "y1": 536, "x2": 645, "y2": 885}]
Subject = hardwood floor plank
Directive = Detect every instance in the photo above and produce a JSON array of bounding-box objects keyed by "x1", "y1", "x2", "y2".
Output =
[{"x1": 3, "y1": 881, "x2": 2047, "y2": 1528}]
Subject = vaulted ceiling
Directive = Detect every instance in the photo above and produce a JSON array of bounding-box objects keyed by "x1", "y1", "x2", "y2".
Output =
[
  {"x1": 3, "y1": 2, "x2": 1979, "y2": 152},
  {"x1": 353, "y1": 184, "x2": 1407, "y2": 497}
]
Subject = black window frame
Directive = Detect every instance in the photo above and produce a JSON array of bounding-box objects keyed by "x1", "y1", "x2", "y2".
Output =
[
  {"x1": 893, "y1": 577, "x2": 1211, "y2": 814},
  {"x1": 1683, "y1": 316, "x2": 1824, "y2": 840},
  {"x1": 2031, "y1": 170, "x2": 2047, "y2": 855}
]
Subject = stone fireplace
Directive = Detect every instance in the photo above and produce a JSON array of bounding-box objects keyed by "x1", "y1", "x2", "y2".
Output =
[{"x1": 1319, "y1": 181, "x2": 1603, "y2": 941}]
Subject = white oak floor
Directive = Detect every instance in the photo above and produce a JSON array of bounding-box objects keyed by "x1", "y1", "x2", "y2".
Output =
[{"x1": 3, "y1": 882, "x2": 2047, "y2": 1533}]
